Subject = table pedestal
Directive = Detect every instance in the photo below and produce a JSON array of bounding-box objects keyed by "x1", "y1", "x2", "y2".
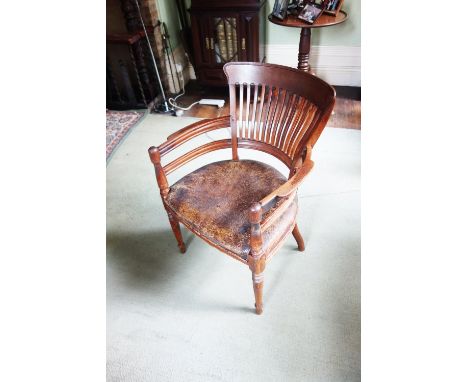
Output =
[
  {"x1": 268, "y1": 11, "x2": 348, "y2": 74},
  {"x1": 298, "y1": 28, "x2": 311, "y2": 72}
]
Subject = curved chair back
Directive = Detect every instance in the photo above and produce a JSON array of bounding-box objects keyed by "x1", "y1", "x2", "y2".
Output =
[{"x1": 223, "y1": 62, "x2": 335, "y2": 169}]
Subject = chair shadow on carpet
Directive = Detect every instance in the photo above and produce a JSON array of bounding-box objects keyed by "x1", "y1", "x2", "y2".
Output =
[
  {"x1": 106, "y1": 229, "x2": 257, "y2": 313},
  {"x1": 107, "y1": 229, "x2": 194, "y2": 286}
]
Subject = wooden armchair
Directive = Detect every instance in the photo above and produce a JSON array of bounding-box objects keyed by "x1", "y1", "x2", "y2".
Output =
[{"x1": 148, "y1": 62, "x2": 335, "y2": 314}]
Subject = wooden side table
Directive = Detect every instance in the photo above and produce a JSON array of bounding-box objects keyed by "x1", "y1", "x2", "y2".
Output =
[{"x1": 268, "y1": 10, "x2": 348, "y2": 72}]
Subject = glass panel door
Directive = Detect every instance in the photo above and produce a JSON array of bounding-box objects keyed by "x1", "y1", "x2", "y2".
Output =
[{"x1": 212, "y1": 17, "x2": 239, "y2": 64}]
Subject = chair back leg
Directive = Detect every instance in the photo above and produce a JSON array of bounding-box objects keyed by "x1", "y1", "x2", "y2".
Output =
[
  {"x1": 248, "y1": 254, "x2": 266, "y2": 314},
  {"x1": 292, "y1": 224, "x2": 305, "y2": 252}
]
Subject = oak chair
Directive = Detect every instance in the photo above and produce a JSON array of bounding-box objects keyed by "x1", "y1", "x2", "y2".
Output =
[{"x1": 148, "y1": 62, "x2": 335, "y2": 314}]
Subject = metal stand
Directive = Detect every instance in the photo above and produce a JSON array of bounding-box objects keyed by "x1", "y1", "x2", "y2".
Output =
[{"x1": 155, "y1": 100, "x2": 174, "y2": 114}]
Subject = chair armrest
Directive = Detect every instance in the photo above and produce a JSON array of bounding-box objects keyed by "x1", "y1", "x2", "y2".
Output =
[
  {"x1": 259, "y1": 158, "x2": 314, "y2": 208},
  {"x1": 255, "y1": 160, "x2": 313, "y2": 232},
  {"x1": 248, "y1": 165, "x2": 309, "y2": 254},
  {"x1": 148, "y1": 115, "x2": 230, "y2": 197},
  {"x1": 157, "y1": 115, "x2": 230, "y2": 157}
]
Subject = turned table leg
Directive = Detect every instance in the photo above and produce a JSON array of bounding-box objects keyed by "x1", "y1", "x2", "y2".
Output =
[{"x1": 298, "y1": 28, "x2": 311, "y2": 72}]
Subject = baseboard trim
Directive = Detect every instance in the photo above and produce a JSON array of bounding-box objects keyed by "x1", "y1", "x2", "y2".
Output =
[{"x1": 264, "y1": 44, "x2": 361, "y2": 87}]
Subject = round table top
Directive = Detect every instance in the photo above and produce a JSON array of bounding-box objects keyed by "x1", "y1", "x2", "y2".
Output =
[{"x1": 268, "y1": 10, "x2": 348, "y2": 29}]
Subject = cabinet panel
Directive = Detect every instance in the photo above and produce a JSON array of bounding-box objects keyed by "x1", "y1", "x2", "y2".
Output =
[
  {"x1": 240, "y1": 13, "x2": 259, "y2": 62},
  {"x1": 191, "y1": 14, "x2": 212, "y2": 65}
]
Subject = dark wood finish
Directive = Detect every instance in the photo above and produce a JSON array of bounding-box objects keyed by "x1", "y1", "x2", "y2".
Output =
[
  {"x1": 119, "y1": 59, "x2": 137, "y2": 105},
  {"x1": 107, "y1": 0, "x2": 168, "y2": 110},
  {"x1": 268, "y1": 10, "x2": 348, "y2": 72},
  {"x1": 298, "y1": 28, "x2": 311, "y2": 71},
  {"x1": 106, "y1": 31, "x2": 150, "y2": 109},
  {"x1": 189, "y1": 0, "x2": 266, "y2": 86},
  {"x1": 128, "y1": 45, "x2": 147, "y2": 107},
  {"x1": 120, "y1": 0, "x2": 155, "y2": 100},
  {"x1": 107, "y1": 58, "x2": 122, "y2": 105},
  {"x1": 148, "y1": 63, "x2": 335, "y2": 314},
  {"x1": 107, "y1": 32, "x2": 143, "y2": 45}
]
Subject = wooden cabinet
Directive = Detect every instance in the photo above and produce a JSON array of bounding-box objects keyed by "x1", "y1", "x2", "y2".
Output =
[{"x1": 189, "y1": 0, "x2": 266, "y2": 86}]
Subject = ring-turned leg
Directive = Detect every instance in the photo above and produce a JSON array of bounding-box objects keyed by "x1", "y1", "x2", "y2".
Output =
[
  {"x1": 248, "y1": 203, "x2": 266, "y2": 314},
  {"x1": 166, "y1": 209, "x2": 186, "y2": 253},
  {"x1": 298, "y1": 28, "x2": 311, "y2": 72},
  {"x1": 249, "y1": 254, "x2": 266, "y2": 315},
  {"x1": 292, "y1": 223, "x2": 305, "y2": 252}
]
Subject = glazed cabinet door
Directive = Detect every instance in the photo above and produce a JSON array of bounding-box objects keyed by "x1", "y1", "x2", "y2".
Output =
[
  {"x1": 189, "y1": 4, "x2": 264, "y2": 85},
  {"x1": 208, "y1": 15, "x2": 241, "y2": 65}
]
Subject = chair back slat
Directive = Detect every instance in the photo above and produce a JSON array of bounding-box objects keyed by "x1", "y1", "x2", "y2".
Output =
[
  {"x1": 274, "y1": 91, "x2": 292, "y2": 147},
  {"x1": 277, "y1": 93, "x2": 298, "y2": 151},
  {"x1": 224, "y1": 62, "x2": 335, "y2": 170},
  {"x1": 288, "y1": 104, "x2": 318, "y2": 157},
  {"x1": 260, "y1": 86, "x2": 273, "y2": 142},
  {"x1": 271, "y1": 88, "x2": 288, "y2": 146},
  {"x1": 286, "y1": 100, "x2": 309, "y2": 156},
  {"x1": 250, "y1": 84, "x2": 259, "y2": 139},
  {"x1": 266, "y1": 87, "x2": 280, "y2": 145},
  {"x1": 282, "y1": 97, "x2": 306, "y2": 154},
  {"x1": 238, "y1": 83, "x2": 244, "y2": 138},
  {"x1": 245, "y1": 84, "x2": 251, "y2": 138},
  {"x1": 254, "y1": 84, "x2": 266, "y2": 141},
  {"x1": 228, "y1": 83, "x2": 239, "y2": 160}
]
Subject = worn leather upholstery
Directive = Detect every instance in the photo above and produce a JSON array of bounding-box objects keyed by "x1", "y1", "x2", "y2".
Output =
[{"x1": 166, "y1": 160, "x2": 298, "y2": 260}]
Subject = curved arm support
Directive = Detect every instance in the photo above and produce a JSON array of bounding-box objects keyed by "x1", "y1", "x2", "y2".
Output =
[
  {"x1": 158, "y1": 115, "x2": 230, "y2": 156},
  {"x1": 259, "y1": 158, "x2": 314, "y2": 208},
  {"x1": 248, "y1": 147, "x2": 314, "y2": 250},
  {"x1": 148, "y1": 116, "x2": 230, "y2": 198},
  {"x1": 258, "y1": 145, "x2": 313, "y2": 233},
  {"x1": 148, "y1": 146, "x2": 170, "y2": 198}
]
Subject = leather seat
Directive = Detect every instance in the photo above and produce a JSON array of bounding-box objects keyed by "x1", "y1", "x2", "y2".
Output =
[{"x1": 166, "y1": 160, "x2": 298, "y2": 260}]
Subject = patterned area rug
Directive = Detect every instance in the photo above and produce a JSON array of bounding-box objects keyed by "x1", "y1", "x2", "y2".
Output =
[{"x1": 106, "y1": 110, "x2": 146, "y2": 160}]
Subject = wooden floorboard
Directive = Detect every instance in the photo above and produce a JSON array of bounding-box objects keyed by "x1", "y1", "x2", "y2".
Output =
[{"x1": 170, "y1": 81, "x2": 360, "y2": 130}]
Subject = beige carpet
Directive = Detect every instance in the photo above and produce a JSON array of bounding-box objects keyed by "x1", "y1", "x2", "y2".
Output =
[{"x1": 107, "y1": 114, "x2": 361, "y2": 381}]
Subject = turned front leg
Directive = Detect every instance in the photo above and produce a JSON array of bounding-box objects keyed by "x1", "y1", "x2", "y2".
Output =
[
  {"x1": 248, "y1": 203, "x2": 266, "y2": 315},
  {"x1": 149, "y1": 146, "x2": 186, "y2": 253},
  {"x1": 165, "y1": 208, "x2": 186, "y2": 254}
]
